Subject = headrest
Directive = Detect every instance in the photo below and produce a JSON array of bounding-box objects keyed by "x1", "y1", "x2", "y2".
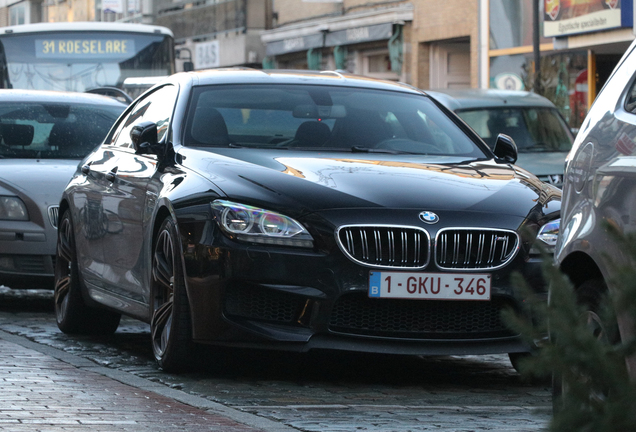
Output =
[
  {"x1": 294, "y1": 121, "x2": 331, "y2": 147},
  {"x1": 191, "y1": 107, "x2": 231, "y2": 146},
  {"x1": 1, "y1": 124, "x2": 34, "y2": 147}
]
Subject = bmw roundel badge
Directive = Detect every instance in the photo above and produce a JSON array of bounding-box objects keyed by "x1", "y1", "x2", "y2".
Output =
[{"x1": 419, "y1": 211, "x2": 439, "y2": 224}]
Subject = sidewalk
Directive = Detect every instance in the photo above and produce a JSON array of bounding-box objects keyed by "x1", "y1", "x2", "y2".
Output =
[{"x1": 0, "y1": 331, "x2": 291, "y2": 431}]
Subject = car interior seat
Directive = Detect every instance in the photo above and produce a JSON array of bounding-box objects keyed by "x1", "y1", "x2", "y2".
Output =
[
  {"x1": 292, "y1": 121, "x2": 331, "y2": 147},
  {"x1": 190, "y1": 106, "x2": 232, "y2": 146},
  {"x1": 1, "y1": 124, "x2": 34, "y2": 148},
  {"x1": 486, "y1": 115, "x2": 520, "y2": 148},
  {"x1": 330, "y1": 109, "x2": 392, "y2": 148}
]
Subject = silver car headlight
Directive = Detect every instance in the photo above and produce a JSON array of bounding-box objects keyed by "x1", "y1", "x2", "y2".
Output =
[
  {"x1": 531, "y1": 218, "x2": 560, "y2": 254},
  {"x1": 211, "y1": 200, "x2": 314, "y2": 248},
  {"x1": 0, "y1": 196, "x2": 29, "y2": 221}
]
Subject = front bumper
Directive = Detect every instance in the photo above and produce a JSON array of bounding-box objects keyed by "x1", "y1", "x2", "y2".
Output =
[
  {"x1": 0, "y1": 217, "x2": 57, "y2": 279},
  {"x1": 176, "y1": 204, "x2": 548, "y2": 356}
]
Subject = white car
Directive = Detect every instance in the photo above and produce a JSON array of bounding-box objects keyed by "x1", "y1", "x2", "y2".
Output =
[{"x1": 0, "y1": 90, "x2": 125, "y2": 288}]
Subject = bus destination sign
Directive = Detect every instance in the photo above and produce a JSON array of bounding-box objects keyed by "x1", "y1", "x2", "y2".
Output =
[{"x1": 35, "y1": 39, "x2": 136, "y2": 59}]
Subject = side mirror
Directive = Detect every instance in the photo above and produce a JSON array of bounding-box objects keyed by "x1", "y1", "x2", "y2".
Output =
[
  {"x1": 493, "y1": 133, "x2": 518, "y2": 164},
  {"x1": 130, "y1": 120, "x2": 161, "y2": 155}
]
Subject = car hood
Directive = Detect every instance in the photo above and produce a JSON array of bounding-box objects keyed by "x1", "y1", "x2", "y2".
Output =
[
  {"x1": 0, "y1": 159, "x2": 79, "y2": 207},
  {"x1": 179, "y1": 148, "x2": 560, "y2": 220}
]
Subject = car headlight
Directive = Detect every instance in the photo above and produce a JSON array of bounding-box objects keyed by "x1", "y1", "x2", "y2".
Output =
[
  {"x1": 531, "y1": 218, "x2": 560, "y2": 254},
  {"x1": 0, "y1": 196, "x2": 29, "y2": 221},
  {"x1": 211, "y1": 200, "x2": 314, "y2": 248}
]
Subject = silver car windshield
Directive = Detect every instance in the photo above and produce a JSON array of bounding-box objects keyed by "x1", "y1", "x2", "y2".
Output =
[
  {"x1": 0, "y1": 102, "x2": 123, "y2": 159},
  {"x1": 184, "y1": 84, "x2": 489, "y2": 159},
  {"x1": 456, "y1": 107, "x2": 573, "y2": 153}
]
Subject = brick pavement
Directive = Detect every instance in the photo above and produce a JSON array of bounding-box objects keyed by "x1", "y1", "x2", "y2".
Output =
[{"x1": 0, "y1": 337, "x2": 266, "y2": 431}]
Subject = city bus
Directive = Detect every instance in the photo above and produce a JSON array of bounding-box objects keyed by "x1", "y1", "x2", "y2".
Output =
[{"x1": 0, "y1": 22, "x2": 175, "y2": 93}]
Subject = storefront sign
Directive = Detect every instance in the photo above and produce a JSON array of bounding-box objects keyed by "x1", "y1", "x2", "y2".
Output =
[
  {"x1": 194, "y1": 40, "x2": 220, "y2": 69},
  {"x1": 325, "y1": 23, "x2": 393, "y2": 47},
  {"x1": 103, "y1": 0, "x2": 123, "y2": 14},
  {"x1": 543, "y1": 0, "x2": 632, "y2": 38},
  {"x1": 265, "y1": 33, "x2": 324, "y2": 56},
  {"x1": 493, "y1": 73, "x2": 524, "y2": 91}
]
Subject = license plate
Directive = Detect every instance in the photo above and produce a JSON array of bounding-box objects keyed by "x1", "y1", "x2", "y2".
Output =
[{"x1": 369, "y1": 271, "x2": 491, "y2": 300}]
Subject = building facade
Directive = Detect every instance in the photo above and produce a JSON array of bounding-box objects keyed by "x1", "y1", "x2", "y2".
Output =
[
  {"x1": 486, "y1": 0, "x2": 635, "y2": 131},
  {"x1": 261, "y1": 0, "x2": 413, "y2": 83},
  {"x1": 0, "y1": 0, "x2": 44, "y2": 26},
  {"x1": 153, "y1": 0, "x2": 271, "y2": 71}
]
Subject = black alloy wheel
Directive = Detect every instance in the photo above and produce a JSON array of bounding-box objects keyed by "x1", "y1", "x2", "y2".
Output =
[
  {"x1": 151, "y1": 217, "x2": 194, "y2": 372},
  {"x1": 54, "y1": 209, "x2": 121, "y2": 334}
]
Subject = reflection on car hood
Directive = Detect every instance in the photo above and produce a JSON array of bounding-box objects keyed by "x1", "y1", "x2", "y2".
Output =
[
  {"x1": 0, "y1": 159, "x2": 79, "y2": 206},
  {"x1": 182, "y1": 148, "x2": 560, "y2": 220},
  {"x1": 515, "y1": 152, "x2": 567, "y2": 176}
]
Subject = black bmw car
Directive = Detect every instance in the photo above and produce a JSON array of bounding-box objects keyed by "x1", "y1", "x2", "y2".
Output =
[{"x1": 55, "y1": 69, "x2": 561, "y2": 372}]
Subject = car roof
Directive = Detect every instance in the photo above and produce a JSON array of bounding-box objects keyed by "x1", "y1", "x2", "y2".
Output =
[
  {"x1": 167, "y1": 68, "x2": 425, "y2": 94},
  {"x1": 0, "y1": 89, "x2": 128, "y2": 106},
  {"x1": 425, "y1": 88, "x2": 557, "y2": 111}
]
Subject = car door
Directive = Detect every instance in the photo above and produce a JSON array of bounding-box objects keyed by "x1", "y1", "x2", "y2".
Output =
[{"x1": 98, "y1": 85, "x2": 178, "y2": 302}]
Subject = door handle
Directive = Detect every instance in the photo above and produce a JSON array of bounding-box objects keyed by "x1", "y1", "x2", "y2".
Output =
[{"x1": 81, "y1": 164, "x2": 91, "y2": 175}]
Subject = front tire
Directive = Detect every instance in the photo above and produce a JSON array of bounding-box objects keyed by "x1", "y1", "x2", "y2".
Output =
[
  {"x1": 54, "y1": 209, "x2": 121, "y2": 335},
  {"x1": 150, "y1": 216, "x2": 194, "y2": 372}
]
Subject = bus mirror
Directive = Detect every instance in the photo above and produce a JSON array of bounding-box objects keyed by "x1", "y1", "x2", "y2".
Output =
[{"x1": 183, "y1": 61, "x2": 194, "y2": 72}]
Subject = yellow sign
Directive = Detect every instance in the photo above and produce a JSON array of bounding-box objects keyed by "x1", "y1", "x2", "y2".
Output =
[{"x1": 35, "y1": 39, "x2": 135, "y2": 58}]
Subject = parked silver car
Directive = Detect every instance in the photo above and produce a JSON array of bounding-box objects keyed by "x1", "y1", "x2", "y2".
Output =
[
  {"x1": 0, "y1": 90, "x2": 126, "y2": 288},
  {"x1": 556, "y1": 39, "x2": 636, "y2": 386},
  {"x1": 427, "y1": 89, "x2": 574, "y2": 187}
]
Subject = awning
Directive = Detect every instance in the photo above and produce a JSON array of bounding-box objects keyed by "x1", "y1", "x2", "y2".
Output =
[{"x1": 261, "y1": 5, "x2": 413, "y2": 57}]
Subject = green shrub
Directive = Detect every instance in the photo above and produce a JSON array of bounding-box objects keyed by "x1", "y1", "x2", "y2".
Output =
[{"x1": 504, "y1": 232, "x2": 636, "y2": 432}]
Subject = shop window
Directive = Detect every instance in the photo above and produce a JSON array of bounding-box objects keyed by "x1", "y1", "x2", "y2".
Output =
[{"x1": 490, "y1": 51, "x2": 588, "y2": 131}]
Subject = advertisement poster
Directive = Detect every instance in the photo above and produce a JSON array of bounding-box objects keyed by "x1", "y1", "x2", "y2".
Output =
[
  {"x1": 543, "y1": 0, "x2": 629, "y2": 37},
  {"x1": 102, "y1": 0, "x2": 123, "y2": 14}
]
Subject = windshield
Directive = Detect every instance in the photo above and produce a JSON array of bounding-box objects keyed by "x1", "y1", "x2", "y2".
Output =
[
  {"x1": 455, "y1": 107, "x2": 573, "y2": 153},
  {"x1": 0, "y1": 102, "x2": 124, "y2": 159},
  {"x1": 0, "y1": 31, "x2": 173, "y2": 92},
  {"x1": 185, "y1": 84, "x2": 488, "y2": 159}
]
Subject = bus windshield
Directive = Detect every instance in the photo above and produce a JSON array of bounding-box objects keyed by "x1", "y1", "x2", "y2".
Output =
[{"x1": 0, "y1": 27, "x2": 174, "y2": 92}]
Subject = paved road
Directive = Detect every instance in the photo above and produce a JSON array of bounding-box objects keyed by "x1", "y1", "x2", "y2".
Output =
[{"x1": 0, "y1": 285, "x2": 552, "y2": 431}]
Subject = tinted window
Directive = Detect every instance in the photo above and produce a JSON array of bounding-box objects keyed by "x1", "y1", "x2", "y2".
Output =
[
  {"x1": 457, "y1": 107, "x2": 573, "y2": 153},
  {"x1": 0, "y1": 101, "x2": 124, "y2": 159},
  {"x1": 111, "y1": 84, "x2": 177, "y2": 148},
  {"x1": 184, "y1": 84, "x2": 487, "y2": 158}
]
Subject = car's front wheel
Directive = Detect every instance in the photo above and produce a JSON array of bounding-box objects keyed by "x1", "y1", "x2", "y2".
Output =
[
  {"x1": 54, "y1": 209, "x2": 121, "y2": 334},
  {"x1": 150, "y1": 216, "x2": 194, "y2": 372}
]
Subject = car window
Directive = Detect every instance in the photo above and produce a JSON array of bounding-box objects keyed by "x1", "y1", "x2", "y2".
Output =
[
  {"x1": 456, "y1": 107, "x2": 573, "y2": 153},
  {"x1": 184, "y1": 84, "x2": 487, "y2": 158},
  {"x1": 111, "y1": 84, "x2": 177, "y2": 148},
  {"x1": 0, "y1": 101, "x2": 124, "y2": 159}
]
